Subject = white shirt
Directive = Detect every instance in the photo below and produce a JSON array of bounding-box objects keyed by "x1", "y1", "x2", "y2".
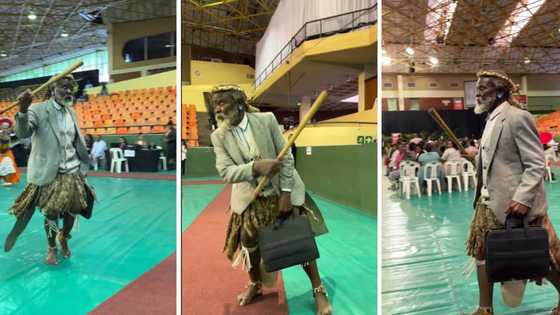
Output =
[
  {"x1": 53, "y1": 101, "x2": 81, "y2": 173},
  {"x1": 479, "y1": 102, "x2": 506, "y2": 203},
  {"x1": 232, "y1": 113, "x2": 260, "y2": 161},
  {"x1": 91, "y1": 140, "x2": 107, "y2": 158},
  {"x1": 441, "y1": 148, "x2": 461, "y2": 162}
]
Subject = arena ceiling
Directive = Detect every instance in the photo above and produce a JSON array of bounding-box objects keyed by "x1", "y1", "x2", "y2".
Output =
[
  {"x1": 0, "y1": 0, "x2": 175, "y2": 74},
  {"x1": 182, "y1": 0, "x2": 280, "y2": 55},
  {"x1": 382, "y1": 0, "x2": 560, "y2": 74}
]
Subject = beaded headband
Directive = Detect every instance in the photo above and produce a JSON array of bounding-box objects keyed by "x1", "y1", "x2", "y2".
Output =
[{"x1": 476, "y1": 70, "x2": 519, "y2": 93}]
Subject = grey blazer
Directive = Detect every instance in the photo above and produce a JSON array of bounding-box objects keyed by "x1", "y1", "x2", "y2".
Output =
[
  {"x1": 474, "y1": 102, "x2": 547, "y2": 224},
  {"x1": 15, "y1": 99, "x2": 90, "y2": 186},
  {"x1": 211, "y1": 112, "x2": 305, "y2": 214}
]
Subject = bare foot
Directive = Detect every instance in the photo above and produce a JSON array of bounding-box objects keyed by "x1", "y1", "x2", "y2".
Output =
[
  {"x1": 57, "y1": 232, "x2": 71, "y2": 258},
  {"x1": 46, "y1": 247, "x2": 58, "y2": 265},
  {"x1": 237, "y1": 282, "x2": 262, "y2": 306},
  {"x1": 313, "y1": 284, "x2": 332, "y2": 315}
]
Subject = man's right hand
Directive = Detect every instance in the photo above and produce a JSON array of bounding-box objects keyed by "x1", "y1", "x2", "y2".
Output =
[
  {"x1": 253, "y1": 159, "x2": 282, "y2": 177},
  {"x1": 17, "y1": 89, "x2": 33, "y2": 113}
]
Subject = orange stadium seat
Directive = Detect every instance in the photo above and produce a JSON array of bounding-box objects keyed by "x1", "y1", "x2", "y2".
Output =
[{"x1": 75, "y1": 87, "x2": 176, "y2": 136}]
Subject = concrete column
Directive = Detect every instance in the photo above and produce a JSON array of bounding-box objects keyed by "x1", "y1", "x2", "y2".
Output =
[
  {"x1": 358, "y1": 71, "x2": 366, "y2": 112},
  {"x1": 397, "y1": 74, "x2": 405, "y2": 111},
  {"x1": 521, "y1": 75, "x2": 528, "y2": 95},
  {"x1": 299, "y1": 96, "x2": 311, "y2": 123}
]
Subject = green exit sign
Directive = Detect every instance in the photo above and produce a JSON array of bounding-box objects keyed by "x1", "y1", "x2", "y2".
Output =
[{"x1": 357, "y1": 136, "x2": 373, "y2": 144}]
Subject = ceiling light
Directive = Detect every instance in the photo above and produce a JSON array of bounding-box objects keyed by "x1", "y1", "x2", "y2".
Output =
[
  {"x1": 164, "y1": 44, "x2": 174, "y2": 48},
  {"x1": 61, "y1": 32, "x2": 69, "y2": 38},
  {"x1": 0, "y1": 53, "x2": 7, "y2": 57},
  {"x1": 429, "y1": 56, "x2": 439, "y2": 65},
  {"x1": 524, "y1": 58, "x2": 531, "y2": 64},
  {"x1": 27, "y1": 12, "x2": 37, "y2": 20},
  {"x1": 405, "y1": 47, "x2": 415, "y2": 56},
  {"x1": 382, "y1": 56, "x2": 392, "y2": 65}
]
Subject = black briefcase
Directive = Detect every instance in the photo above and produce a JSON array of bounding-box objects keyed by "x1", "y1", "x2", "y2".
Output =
[
  {"x1": 486, "y1": 216, "x2": 549, "y2": 283},
  {"x1": 80, "y1": 183, "x2": 95, "y2": 219},
  {"x1": 258, "y1": 215, "x2": 319, "y2": 272}
]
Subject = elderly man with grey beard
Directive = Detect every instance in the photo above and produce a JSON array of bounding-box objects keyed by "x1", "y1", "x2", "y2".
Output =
[
  {"x1": 5, "y1": 75, "x2": 94, "y2": 265},
  {"x1": 465, "y1": 70, "x2": 560, "y2": 315},
  {"x1": 209, "y1": 85, "x2": 331, "y2": 315}
]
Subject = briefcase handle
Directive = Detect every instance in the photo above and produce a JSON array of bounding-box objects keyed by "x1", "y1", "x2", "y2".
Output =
[
  {"x1": 505, "y1": 215, "x2": 529, "y2": 233},
  {"x1": 273, "y1": 215, "x2": 289, "y2": 230}
]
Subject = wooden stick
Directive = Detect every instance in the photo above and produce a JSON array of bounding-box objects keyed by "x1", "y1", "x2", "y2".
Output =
[
  {"x1": 251, "y1": 90, "x2": 328, "y2": 200},
  {"x1": 427, "y1": 108, "x2": 466, "y2": 153},
  {"x1": 0, "y1": 60, "x2": 84, "y2": 115}
]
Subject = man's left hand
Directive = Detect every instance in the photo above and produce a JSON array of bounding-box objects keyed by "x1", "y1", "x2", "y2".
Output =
[
  {"x1": 278, "y1": 192, "x2": 292, "y2": 218},
  {"x1": 506, "y1": 201, "x2": 530, "y2": 217}
]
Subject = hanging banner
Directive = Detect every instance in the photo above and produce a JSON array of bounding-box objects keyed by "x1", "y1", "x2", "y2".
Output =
[{"x1": 453, "y1": 98, "x2": 464, "y2": 110}]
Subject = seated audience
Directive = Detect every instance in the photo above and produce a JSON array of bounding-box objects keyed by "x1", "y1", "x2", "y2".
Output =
[{"x1": 91, "y1": 135, "x2": 108, "y2": 171}]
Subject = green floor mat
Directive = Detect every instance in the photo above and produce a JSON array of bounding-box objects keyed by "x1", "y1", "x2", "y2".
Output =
[
  {"x1": 0, "y1": 177, "x2": 175, "y2": 315},
  {"x1": 182, "y1": 184, "x2": 225, "y2": 231},
  {"x1": 282, "y1": 192, "x2": 377, "y2": 315},
  {"x1": 382, "y1": 178, "x2": 560, "y2": 314}
]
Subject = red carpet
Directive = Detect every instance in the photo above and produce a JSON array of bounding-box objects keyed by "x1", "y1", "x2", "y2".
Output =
[
  {"x1": 182, "y1": 185, "x2": 288, "y2": 315},
  {"x1": 91, "y1": 171, "x2": 175, "y2": 181},
  {"x1": 90, "y1": 254, "x2": 176, "y2": 315}
]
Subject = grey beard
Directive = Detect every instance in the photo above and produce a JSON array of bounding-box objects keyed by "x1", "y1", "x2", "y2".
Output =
[
  {"x1": 63, "y1": 96, "x2": 74, "y2": 107},
  {"x1": 56, "y1": 95, "x2": 75, "y2": 107},
  {"x1": 216, "y1": 115, "x2": 232, "y2": 129},
  {"x1": 215, "y1": 110, "x2": 241, "y2": 130},
  {"x1": 474, "y1": 102, "x2": 490, "y2": 114}
]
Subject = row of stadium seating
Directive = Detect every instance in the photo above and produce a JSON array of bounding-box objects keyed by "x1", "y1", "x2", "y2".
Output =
[
  {"x1": 536, "y1": 111, "x2": 560, "y2": 134},
  {"x1": 0, "y1": 86, "x2": 177, "y2": 136},
  {"x1": 182, "y1": 104, "x2": 199, "y2": 146}
]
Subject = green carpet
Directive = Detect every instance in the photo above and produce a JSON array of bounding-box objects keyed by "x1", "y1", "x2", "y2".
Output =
[
  {"x1": 282, "y1": 192, "x2": 378, "y2": 315},
  {"x1": 382, "y1": 178, "x2": 560, "y2": 314},
  {"x1": 181, "y1": 183, "x2": 225, "y2": 231},
  {"x1": 0, "y1": 177, "x2": 175, "y2": 315}
]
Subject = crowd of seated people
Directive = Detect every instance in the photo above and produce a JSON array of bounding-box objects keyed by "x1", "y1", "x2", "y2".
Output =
[
  {"x1": 385, "y1": 131, "x2": 560, "y2": 193},
  {"x1": 384, "y1": 133, "x2": 480, "y2": 191},
  {"x1": 79, "y1": 127, "x2": 178, "y2": 172}
]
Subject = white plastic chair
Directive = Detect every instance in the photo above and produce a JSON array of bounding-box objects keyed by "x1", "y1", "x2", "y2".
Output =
[
  {"x1": 461, "y1": 158, "x2": 477, "y2": 191},
  {"x1": 399, "y1": 161, "x2": 421, "y2": 199},
  {"x1": 546, "y1": 156, "x2": 555, "y2": 182},
  {"x1": 159, "y1": 154, "x2": 167, "y2": 171},
  {"x1": 110, "y1": 148, "x2": 129, "y2": 173},
  {"x1": 444, "y1": 161, "x2": 462, "y2": 193},
  {"x1": 423, "y1": 162, "x2": 442, "y2": 197}
]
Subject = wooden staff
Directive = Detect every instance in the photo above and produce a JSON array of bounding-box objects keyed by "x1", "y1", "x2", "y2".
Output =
[
  {"x1": 251, "y1": 90, "x2": 328, "y2": 200},
  {"x1": 0, "y1": 60, "x2": 84, "y2": 115},
  {"x1": 428, "y1": 107, "x2": 466, "y2": 153}
]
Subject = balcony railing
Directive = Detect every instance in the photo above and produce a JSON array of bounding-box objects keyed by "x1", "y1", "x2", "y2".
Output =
[{"x1": 255, "y1": 4, "x2": 377, "y2": 88}]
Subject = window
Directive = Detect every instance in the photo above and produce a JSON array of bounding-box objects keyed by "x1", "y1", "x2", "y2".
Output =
[
  {"x1": 0, "y1": 49, "x2": 109, "y2": 83},
  {"x1": 123, "y1": 38, "x2": 145, "y2": 63},
  {"x1": 122, "y1": 32, "x2": 176, "y2": 63}
]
